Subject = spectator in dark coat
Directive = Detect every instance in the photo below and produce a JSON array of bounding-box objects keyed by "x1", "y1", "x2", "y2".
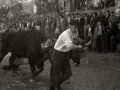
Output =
[
  {"x1": 83, "y1": 13, "x2": 90, "y2": 38},
  {"x1": 77, "y1": 13, "x2": 84, "y2": 38},
  {"x1": 96, "y1": 11, "x2": 105, "y2": 25},
  {"x1": 116, "y1": 23, "x2": 120, "y2": 44},
  {"x1": 51, "y1": 19, "x2": 56, "y2": 33},
  {"x1": 67, "y1": 14, "x2": 71, "y2": 24},
  {"x1": 59, "y1": 15, "x2": 66, "y2": 32},
  {"x1": 90, "y1": 13, "x2": 97, "y2": 35},
  {"x1": 56, "y1": 17, "x2": 61, "y2": 33},
  {"x1": 106, "y1": 21, "x2": 117, "y2": 52},
  {"x1": 104, "y1": 11, "x2": 110, "y2": 26},
  {"x1": 41, "y1": 17, "x2": 45, "y2": 34}
]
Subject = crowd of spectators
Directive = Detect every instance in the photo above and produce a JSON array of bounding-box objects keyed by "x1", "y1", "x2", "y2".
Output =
[
  {"x1": 67, "y1": 10, "x2": 120, "y2": 53},
  {"x1": 0, "y1": 10, "x2": 120, "y2": 53}
]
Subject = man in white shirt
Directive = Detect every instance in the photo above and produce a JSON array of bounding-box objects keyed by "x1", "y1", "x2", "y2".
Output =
[{"x1": 50, "y1": 20, "x2": 83, "y2": 90}]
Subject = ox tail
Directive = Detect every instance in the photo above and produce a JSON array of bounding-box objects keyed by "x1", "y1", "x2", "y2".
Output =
[{"x1": 0, "y1": 33, "x2": 9, "y2": 63}]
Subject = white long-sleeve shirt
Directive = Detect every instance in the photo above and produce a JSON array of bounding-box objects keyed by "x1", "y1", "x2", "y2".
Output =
[{"x1": 54, "y1": 29, "x2": 74, "y2": 52}]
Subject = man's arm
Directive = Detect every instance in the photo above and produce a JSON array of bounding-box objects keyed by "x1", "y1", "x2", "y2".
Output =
[{"x1": 62, "y1": 33, "x2": 83, "y2": 50}]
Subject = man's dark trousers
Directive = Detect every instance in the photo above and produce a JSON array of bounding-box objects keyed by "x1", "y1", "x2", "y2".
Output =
[
  {"x1": 50, "y1": 49, "x2": 72, "y2": 90},
  {"x1": 96, "y1": 35, "x2": 105, "y2": 52}
]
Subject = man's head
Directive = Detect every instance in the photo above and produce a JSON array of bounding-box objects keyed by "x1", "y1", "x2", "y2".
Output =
[
  {"x1": 59, "y1": 15, "x2": 64, "y2": 19},
  {"x1": 84, "y1": 13, "x2": 87, "y2": 17},
  {"x1": 97, "y1": 11, "x2": 102, "y2": 16},
  {"x1": 105, "y1": 11, "x2": 109, "y2": 16},
  {"x1": 92, "y1": 13, "x2": 96, "y2": 17},
  {"x1": 47, "y1": 16, "x2": 49, "y2": 19},
  {"x1": 77, "y1": 13, "x2": 81, "y2": 18},
  {"x1": 97, "y1": 22, "x2": 102, "y2": 26},
  {"x1": 110, "y1": 11, "x2": 114, "y2": 16},
  {"x1": 69, "y1": 20, "x2": 79, "y2": 34}
]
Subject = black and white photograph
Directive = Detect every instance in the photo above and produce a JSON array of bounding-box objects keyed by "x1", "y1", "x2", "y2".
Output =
[{"x1": 0, "y1": 0, "x2": 120, "y2": 90}]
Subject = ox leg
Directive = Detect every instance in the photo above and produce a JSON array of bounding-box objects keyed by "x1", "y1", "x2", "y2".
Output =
[
  {"x1": 9, "y1": 54, "x2": 18, "y2": 75},
  {"x1": 34, "y1": 60, "x2": 44, "y2": 76},
  {"x1": 28, "y1": 58, "x2": 36, "y2": 82},
  {"x1": 0, "y1": 50, "x2": 8, "y2": 63}
]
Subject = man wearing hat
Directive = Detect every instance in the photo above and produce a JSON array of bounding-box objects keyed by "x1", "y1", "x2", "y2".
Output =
[
  {"x1": 50, "y1": 20, "x2": 83, "y2": 90},
  {"x1": 108, "y1": 11, "x2": 118, "y2": 23}
]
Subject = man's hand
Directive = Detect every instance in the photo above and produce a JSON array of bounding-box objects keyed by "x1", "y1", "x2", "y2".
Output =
[{"x1": 84, "y1": 41, "x2": 91, "y2": 46}]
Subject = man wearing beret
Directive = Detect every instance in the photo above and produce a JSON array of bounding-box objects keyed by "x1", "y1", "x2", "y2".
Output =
[{"x1": 50, "y1": 20, "x2": 83, "y2": 90}]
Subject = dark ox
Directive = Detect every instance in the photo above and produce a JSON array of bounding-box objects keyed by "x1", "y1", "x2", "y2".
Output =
[{"x1": 0, "y1": 30, "x2": 51, "y2": 82}]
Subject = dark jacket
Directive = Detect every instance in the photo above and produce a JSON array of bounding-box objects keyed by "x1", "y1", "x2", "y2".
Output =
[
  {"x1": 78, "y1": 17, "x2": 84, "y2": 27},
  {"x1": 96, "y1": 15, "x2": 105, "y2": 24},
  {"x1": 104, "y1": 15, "x2": 110, "y2": 26},
  {"x1": 106, "y1": 24, "x2": 117, "y2": 37},
  {"x1": 116, "y1": 27, "x2": 120, "y2": 42},
  {"x1": 83, "y1": 16, "x2": 90, "y2": 25},
  {"x1": 117, "y1": 16, "x2": 120, "y2": 24}
]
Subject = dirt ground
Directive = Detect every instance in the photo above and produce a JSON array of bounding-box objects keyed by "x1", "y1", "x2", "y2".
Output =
[{"x1": 0, "y1": 51, "x2": 120, "y2": 90}]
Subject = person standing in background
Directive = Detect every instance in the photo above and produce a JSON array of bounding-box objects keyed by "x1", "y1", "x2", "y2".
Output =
[
  {"x1": 51, "y1": 18, "x2": 56, "y2": 33},
  {"x1": 108, "y1": 11, "x2": 117, "y2": 24},
  {"x1": 94, "y1": 22, "x2": 105, "y2": 53},
  {"x1": 41, "y1": 17, "x2": 45, "y2": 34},
  {"x1": 67, "y1": 14, "x2": 71, "y2": 24},
  {"x1": 59, "y1": 15, "x2": 66, "y2": 32},
  {"x1": 90, "y1": 12, "x2": 97, "y2": 36},
  {"x1": 104, "y1": 11, "x2": 111, "y2": 52},
  {"x1": 83, "y1": 13, "x2": 90, "y2": 39},
  {"x1": 87, "y1": 24, "x2": 93, "y2": 51},
  {"x1": 104, "y1": 11, "x2": 110, "y2": 26},
  {"x1": 45, "y1": 16, "x2": 50, "y2": 36},
  {"x1": 49, "y1": 17, "x2": 53, "y2": 34},
  {"x1": 106, "y1": 21, "x2": 117, "y2": 52},
  {"x1": 96, "y1": 11, "x2": 104, "y2": 25},
  {"x1": 77, "y1": 13, "x2": 84, "y2": 39},
  {"x1": 56, "y1": 17, "x2": 62, "y2": 33}
]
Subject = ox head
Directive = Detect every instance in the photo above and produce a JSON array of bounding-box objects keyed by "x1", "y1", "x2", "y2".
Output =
[
  {"x1": 40, "y1": 37, "x2": 56, "y2": 61},
  {"x1": 41, "y1": 33, "x2": 61, "y2": 49},
  {"x1": 40, "y1": 33, "x2": 61, "y2": 61},
  {"x1": 41, "y1": 38, "x2": 55, "y2": 49}
]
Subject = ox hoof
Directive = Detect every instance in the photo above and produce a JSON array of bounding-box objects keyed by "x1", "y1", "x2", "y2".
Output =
[{"x1": 29, "y1": 79, "x2": 34, "y2": 83}]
